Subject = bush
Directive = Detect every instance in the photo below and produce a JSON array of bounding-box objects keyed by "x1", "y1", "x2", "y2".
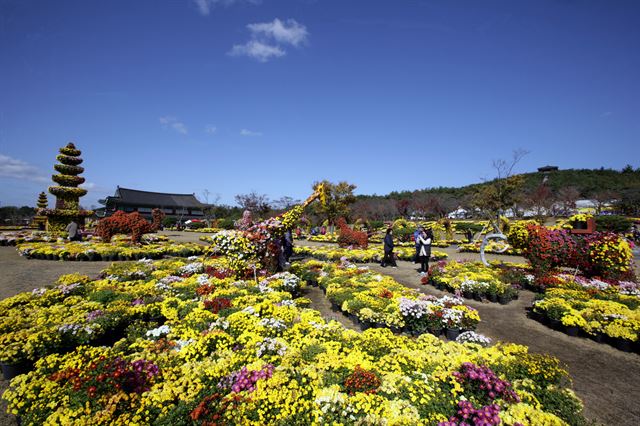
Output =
[
  {"x1": 216, "y1": 218, "x2": 236, "y2": 230},
  {"x1": 368, "y1": 220, "x2": 384, "y2": 230},
  {"x1": 391, "y1": 218, "x2": 416, "y2": 242},
  {"x1": 523, "y1": 224, "x2": 633, "y2": 280},
  {"x1": 595, "y1": 215, "x2": 633, "y2": 234},
  {"x1": 95, "y1": 211, "x2": 156, "y2": 243}
]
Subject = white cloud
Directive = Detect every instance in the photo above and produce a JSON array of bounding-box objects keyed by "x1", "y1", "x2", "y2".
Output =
[
  {"x1": 0, "y1": 154, "x2": 48, "y2": 183},
  {"x1": 247, "y1": 18, "x2": 308, "y2": 47},
  {"x1": 240, "y1": 128, "x2": 262, "y2": 137},
  {"x1": 205, "y1": 125, "x2": 217, "y2": 135},
  {"x1": 229, "y1": 40, "x2": 285, "y2": 62},
  {"x1": 601, "y1": 111, "x2": 613, "y2": 118},
  {"x1": 229, "y1": 18, "x2": 309, "y2": 62},
  {"x1": 193, "y1": 0, "x2": 260, "y2": 16},
  {"x1": 159, "y1": 116, "x2": 188, "y2": 135}
]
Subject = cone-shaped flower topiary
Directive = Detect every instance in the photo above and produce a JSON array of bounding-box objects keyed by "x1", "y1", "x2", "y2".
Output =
[
  {"x1": 32, "y1": 191, "x2": 49, "y2": 229},
  {"x1": 36, "y1": 192, "x2": 48, "y2": 209},
  {"x1": 45, "y1": 142, "x2": 92, "y2": 234},
  {"x1": 49, "y1": 143, "x2": 87, "y2": 208}
]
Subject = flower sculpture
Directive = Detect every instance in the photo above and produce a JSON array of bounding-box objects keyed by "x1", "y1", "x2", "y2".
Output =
[
  {"x1": 209, "y1": 184, "x2": 327, "y2": 275},
  {"x1": 43, "y1": 142, "x2": 93, "y2": 234}
]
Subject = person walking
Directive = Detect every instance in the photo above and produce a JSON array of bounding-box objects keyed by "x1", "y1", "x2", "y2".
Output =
[
  {"x1": 417, "y1": 228, "x2": 433, "y2": 275},
  {"x1": 66, "y1": 220, "x2": 81, "y2": 241},
  {"x1": 381, "y1": 228, "x2": 397, "y2": 268},
  {"x1": 282, "y1": 229, "x2": 294, "y2": 263}
]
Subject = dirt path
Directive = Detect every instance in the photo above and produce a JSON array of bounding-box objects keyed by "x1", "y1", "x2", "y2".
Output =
[
  {"x1": 364, "y1": 260, "x2": 640, "y2": 426},
  {"x1": 0, "y1": 247, "x2": 110, "y2": 300}
]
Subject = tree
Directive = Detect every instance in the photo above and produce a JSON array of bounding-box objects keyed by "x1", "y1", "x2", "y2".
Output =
[
  {"x1": 311, "y1": 180, "x2": 356, "y2": 226},
  {"x1": 473, "y1": 149, "x2": 528, "y2": 225},
  {"x1": 524, "y1": 184, "x2": 553, "y2": 218},
  {"x1": 395, "y1": 199, "x2": 410, "y2": 218},
  {"x1": 555, "y1": 186, "x2": 580, "y2": 216},
  {"x1": 201, "y1": 189, "x2": 221, "y2": 227},
  {"x1": 615, "y1": 188, "x2": 640, "y2": 216},
  {"x1": 273, "y1": 196, "x2": 300, "y2": 211},
  {"x1": 235, "y1": 191, "x2": 271, "y2": 216}
]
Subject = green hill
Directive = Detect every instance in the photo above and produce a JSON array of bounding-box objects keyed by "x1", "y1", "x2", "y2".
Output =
[{"x1": 380, "y1": 168, "x2": 640, "y2": 200}]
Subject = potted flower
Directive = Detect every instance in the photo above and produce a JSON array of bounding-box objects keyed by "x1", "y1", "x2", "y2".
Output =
[{"x1": 498, "y1": 286, "x2": 517, "y2": 305}]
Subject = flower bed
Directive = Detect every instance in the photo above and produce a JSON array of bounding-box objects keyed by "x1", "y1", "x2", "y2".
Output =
[
  {"x1": 293, "y1": 260, "x2": 479, "y2": 336},
  {"x1": 1, "y1": 256, "x2": 585, "y2": 425},
  {"x1": 0, "y1": 231, "x2": 49, "y2": 246},
  {"x1": 184, "y1": 227, "x2": 220, "y2": 233},
  {"x1": 457, "y1": 241, "x2": 523, "y2": 256},
  {"x1": 429, "y1": 261, "x2": 528, "y2": 304},
  {"x1": 307, "y1": 234, "x2": 338, "y2": 243},
  {"x1": 294, "y1": 245, "x2": 448, "y2": 263},
  {"x1": 16, "y1": 240, "x2": 205, "y2": 261},
  {"x1": 530, "y1": 274, "x2": 640, "y2": 353}
]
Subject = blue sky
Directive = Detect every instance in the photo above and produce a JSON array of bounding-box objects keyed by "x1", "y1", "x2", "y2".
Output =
[{"x1": 1, "y1": 0, "x2": 639, "y2": 208}]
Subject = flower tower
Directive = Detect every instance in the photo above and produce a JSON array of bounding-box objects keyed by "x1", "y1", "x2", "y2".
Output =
[
  {"x1": 45, "y1": 142, "x2": 93, "y2": 234},
  {"x1": 31, "y1": 191, "x2": 49, "y2": 229}
]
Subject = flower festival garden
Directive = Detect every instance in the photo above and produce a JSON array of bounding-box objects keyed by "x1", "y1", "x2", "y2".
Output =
[{"x1": 0, "y1": 145, "x2": 638, "y2": 425}]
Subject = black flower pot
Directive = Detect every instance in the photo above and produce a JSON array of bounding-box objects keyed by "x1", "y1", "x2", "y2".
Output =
[
  {"x1": 614, "y1": 338, "x2": 632, "y2": 352},
  {"x1": 473, "y1": 292, "x2": 483, "y2": 302},
  {"x1": 445, "y1": 328, "x2": 461, "y2": 341},
  {"x1": 462, "y1": 291, "x2": 473, "y2": 299},
  {"x1": 588, "y1": 333, "x2": 604, "y2": 343},
  {"x1": 529, "y1": 310, "x2": 542, "y2": 322},
  {"x1": 488, "y1": 294, "x2": 498, "y2": 303},
  {"x1": 1, "y1": 361, "x2": 32, "y2": 381},
  {"x1": 565, "y1": 326, "x2": 580, "y2": 337},
  {"x1": 428, "y1": 328, "x2": 443, "y2": 337},
  {"x1": 498, "y1": 296, "x2": 511, "y2": 305},
  {"x1": 548, "y1": 318, "x2": 562, "y2": 330}
]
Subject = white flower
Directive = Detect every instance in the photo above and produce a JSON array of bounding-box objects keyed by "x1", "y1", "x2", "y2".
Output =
[
  {"x1": 146, "y1": 325, "x2": 171, "y2": 338},
  {"x1": 456, "y1": 331, "x2": 492, "y2": 347}
]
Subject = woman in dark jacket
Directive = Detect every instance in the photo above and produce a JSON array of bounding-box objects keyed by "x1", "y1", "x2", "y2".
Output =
[{"x1": 381, "y1": 228, "x2": 397, "y2": 268}]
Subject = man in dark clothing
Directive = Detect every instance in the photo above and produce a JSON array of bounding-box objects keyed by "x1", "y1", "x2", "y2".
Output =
[
  {"x1": 381, "y1": 228, "x2": 397, "y2": 268},
  {"x1": 282, "y1": 229, "x2": 294, "y2": 262}
]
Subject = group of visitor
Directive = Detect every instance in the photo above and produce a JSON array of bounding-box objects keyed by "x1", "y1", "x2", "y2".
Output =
[{"x1": 380, "y1": 226, "x2": 433, "y2": 275}]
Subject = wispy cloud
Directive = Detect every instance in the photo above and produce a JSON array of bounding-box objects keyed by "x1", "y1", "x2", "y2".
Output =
[
  {"x1": 205, "y1": 125, "x2": 217, "y2": 135},
  {"x1": 248, "y1": 18, "x2": 309, "y2": 47},
  {"x1": 229, "y1": 41, "x2": 285, "y2": 62},
  {"x1": 600, "y1": 111, "x2": 613, "y2": 118},
  {"x1": 80, "y1": 182, "x2": 96, "y2": 190},
  {"x1": 240, "y1": 128, "x2": 262, "y2": 137},
  {"x1": 229, "y1": 18, "x2": 309, "y2": 62},
  {"x1": 159, "y1": 116, "x2": 188, "y2": 135},
  {"x1": 0, "y1": 154, "x2": 48, "y2": 183},
  {"x1": 193, "y1": 0, "x2": 261, "y2": 16}
]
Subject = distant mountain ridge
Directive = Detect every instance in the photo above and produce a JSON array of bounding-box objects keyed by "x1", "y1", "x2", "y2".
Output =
[{"x1": 363, "y1": 168, "x2": 640, "y2": 200}]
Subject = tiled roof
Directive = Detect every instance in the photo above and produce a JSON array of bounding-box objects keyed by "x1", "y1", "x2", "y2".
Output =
[{"x1": 105, "y1": 187, "x2": 207, "y2": 208}]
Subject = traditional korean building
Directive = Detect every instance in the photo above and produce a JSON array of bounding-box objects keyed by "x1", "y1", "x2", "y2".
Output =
[{"x1": 99, "y1": 187, "x2": 208, "y2": 219}]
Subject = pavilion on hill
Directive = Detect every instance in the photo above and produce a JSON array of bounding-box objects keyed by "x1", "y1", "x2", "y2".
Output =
[{"x1": 99, "y1": 186, "x2": 208, "y2": 219}]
